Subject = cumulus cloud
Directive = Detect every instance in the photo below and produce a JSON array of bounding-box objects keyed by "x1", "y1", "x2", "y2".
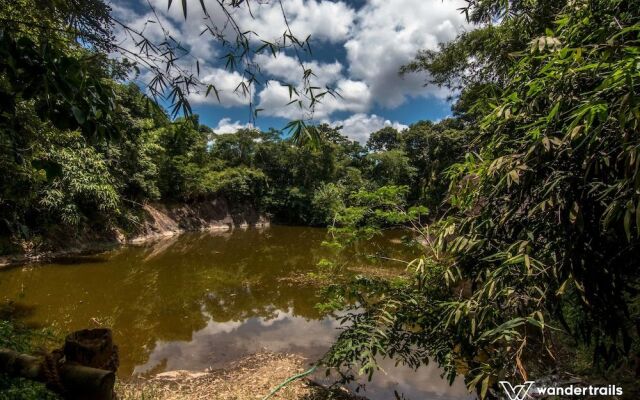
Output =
[
  {"x1": 122, "y1": 0, "x2": 355, "y2": 55},
  {"x1": 111, "y1": 0, "x2": 357, "y2": 110},
  {"x1": 255, "y1": 80, "x2": 300, "y2": 119},
  {"x1": 253, "y1": 53, "x2": 343, "y2": 86},
  {"x1": 253, "y1": 54, "x2": 372, "y2": 119},
  {"x1": 251, "y1": 0, "x2": 468, "y2": 117},
  {"x1": 212, "y1": 118, "x2": 254, "y2": 134},
  {"x1": 345, "y1": 0, "x2": 469, "y2": 107},
  {"x1": 110, "y1": 0, "x2": 469, "y2": 125},
  {"x1": 112, "y1": 0, "x2": 220, "y2": 61},
  {"x1": 328, "y1": 113, "x2": 408, "y2": 144},
  {"x1": 188, "y1": 66, "x2": 253, "y2": 107},
  {"x1": 236, "y1": 0, "x2": 355, "y2": 43},
  {"x1": 256, "y1": 79, "x2": 371, "y2": 119}
]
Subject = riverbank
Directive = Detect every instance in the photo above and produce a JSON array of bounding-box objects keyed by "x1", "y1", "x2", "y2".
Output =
[
  {"x1": 130, "y1": 200, "x2": 269, "y2": 243},
  {"x1": 117, "y1": 352, "x2": 357, "y2": 400},
  {"x1": 0, "y1": 199, "x2": 269, "y2": 268},
  {"x1": 0, "y1": 227, "x2": 475, "y2": 399}
]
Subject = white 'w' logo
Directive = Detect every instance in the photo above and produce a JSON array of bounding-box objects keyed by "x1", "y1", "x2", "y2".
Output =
[{"x1": 499, "y1": 381, "x2": 534, "y2": 400}]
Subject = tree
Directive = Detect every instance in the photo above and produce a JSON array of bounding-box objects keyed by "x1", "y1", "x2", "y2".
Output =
[
  {"x1": 366, "y1": 127, "x2": 402, "y2": 152},
  {"x1": 365, "y1": 150, "x2": 417, "y2": 188},
  {"x1": 320, "y1": 0, "x2": 640, "y2": 397},
  {"x1": 401, "y1": 119, "x2": 469, "y2": 208},
  {"x1": 210, "y1": 129, "x2": 263, "y2": 168}
]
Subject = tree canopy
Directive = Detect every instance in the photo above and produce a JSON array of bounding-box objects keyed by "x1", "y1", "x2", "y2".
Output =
[
  {"x1": 320, "y1": 0, "x2": 640, "y2": 398},
  {"x1": 1, "y1": 0, "x2": 639, "y2": 398}
]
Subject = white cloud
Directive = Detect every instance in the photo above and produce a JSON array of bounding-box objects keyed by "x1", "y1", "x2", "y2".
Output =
[
  {"x1": 345, "y1": 0, "x2": 469, "y2": 107},
  {"x1": 251, "y1": 0, "x2": 468, "y2": 117},
  {"x1": 212, "y1": 118, "x2": 254, "y2": 134},
  {"x1": 256, "y1": 79, "x2": 371, "y2": 120},
  {"x1": 255, "y1": 80, "x2": 301, "y2": 119},
  {"x1": 253, "y1": 53, "x2": 343, "y2": 87},
  {"x1": 332, "y1": 79, "x2": 371, "y2": 112},
  {"x1": 110, "y1": 0, "x2": 469, "y2": 124},
  {"x1": 327, "y1": 113, "x2": 408, "y2": 144},
  {"x1": 138, "y1": 0, "x2": 355, "y2": 48},
  {"x1": 253, "y1": 54, "x2": 371, "y2": 119},
  {"x1": 111, "y1": 0, "x2": 355, "y2": 111},
  {"x1": 187, "y1": 66, "x2": 253, "y2": 107},
  {"x1": 236, "y1": 0, "x2": 356, "y2": 43},
  {"x1": 113, "y1": 0, "x2": 219, "y2": 61}
]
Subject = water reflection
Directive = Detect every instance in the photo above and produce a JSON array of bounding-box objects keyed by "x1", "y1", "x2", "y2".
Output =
[
  {"x1": 0, "y1": 226, "x2": 472, "y2": 399},
  {"x1": 134, "y1": 309, "x2": 337, "y2": 374}
]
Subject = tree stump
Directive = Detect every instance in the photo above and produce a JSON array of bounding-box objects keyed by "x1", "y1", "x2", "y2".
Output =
[{"x1": 64, "y1": 328, "x2": 119, "y2": 372}]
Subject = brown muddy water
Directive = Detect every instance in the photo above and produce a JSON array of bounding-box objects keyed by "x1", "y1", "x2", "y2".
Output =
[{"x1": 0, "y1": 226, "x2": 472, "y2": 400}]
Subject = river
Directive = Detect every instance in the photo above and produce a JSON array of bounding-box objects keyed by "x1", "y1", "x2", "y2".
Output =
[{"x1": 0, "y1": 226, "x2": 472, "y2": 400}]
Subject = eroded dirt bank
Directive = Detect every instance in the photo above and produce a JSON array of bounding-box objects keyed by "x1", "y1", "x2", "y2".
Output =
[
  {"x1": 131, "y1": 199, "x2": 269, "y2": 243},
  {"x1": 0, "y1": 199, "x2": 269, "y2": 267}
]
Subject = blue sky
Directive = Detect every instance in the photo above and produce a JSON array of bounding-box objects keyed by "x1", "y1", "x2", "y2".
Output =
[{"x1": 111, "y1": 0, "x2": 470, "y2": 142}]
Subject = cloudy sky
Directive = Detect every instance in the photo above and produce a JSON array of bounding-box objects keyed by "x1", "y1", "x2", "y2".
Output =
[{"x1": 111, "y1": 0, "x2": 470, "y2": 143}]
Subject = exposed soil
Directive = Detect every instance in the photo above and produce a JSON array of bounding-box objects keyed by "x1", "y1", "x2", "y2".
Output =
[
  {"x1": 116, "y1": 352, "x2": 358, "y2": 400},
  {"x1": 0, "y1": 199, "x2": 269, "y2": 268},
  {"x1": 131, "y1": 200, "x2": 269, "y2": 243}
]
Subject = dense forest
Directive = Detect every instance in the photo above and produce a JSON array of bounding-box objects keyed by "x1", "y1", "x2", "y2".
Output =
[
  {"x1": 0, "y1": 71, "x2": 468, "y2": 253},
  {"x1": 1, "y1": 0, "x2": 639, "y2": 399},
  {"x1": 319, "y1": 0, "x2": 640, "y2": 398},
  {"x1": 0, "y1": 0, "x2": 468, "y2": 252}
]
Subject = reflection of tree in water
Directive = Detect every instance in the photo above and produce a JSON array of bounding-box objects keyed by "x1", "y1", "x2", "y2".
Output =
[
  {"x1": 0, "y1": 226, "x2": 412, "y2": 376},
  {"x1": 137, "y1": 227, "x2": 328, "y2": 318}
]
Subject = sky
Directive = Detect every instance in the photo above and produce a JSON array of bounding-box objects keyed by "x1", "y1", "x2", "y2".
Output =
[{"x1": 110, "y1": 0, "x2": 471, "y2": 143}]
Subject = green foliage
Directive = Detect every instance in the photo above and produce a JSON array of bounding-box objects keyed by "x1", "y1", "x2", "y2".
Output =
[
  {"x1": 210, "y1": 129, "x2": 263, "y2": 167},
  {"x1": 324, "y1": 185, "x2": 429, "y2": 251},
  {"x1": 37, "y1": 130, "x2": 120, "y2": 226},
  {"x1": 311, "y1": 183, "x2": 347, "y2": 225},
  {"x1": 0, "y1": 376, "x2": 59, "y2": 400},
  {"x1": 249, "y1": 124, "x2": 370, "y2": 225},
  {"x1": 401, "y1": 0, "x2": 566, "y2": 92},
  {"x1": 0, "y1": 320, "x2": 59, "y2": 400},
  {"x1": 365, "y1": 150, "x2": 417, "y2": 188},
  {"x1": 0, "y1": 0, "x2": 139, "y2": 243},
  {"x1": 321, "y1": 0, "x2": 640, "y2": 398},
  {"x1": 202, "y1": 167, "x2": 267, "y2": 204},
  {"x1": 106, "y1": 84, "x2": 169, "y2": 202},
  {"x1": 358, "y1": 120, "x2": 471, "y2": 210},
  {"x1": 401, "y1": 119, "x2": 469, "y2": 207},
  {"x1": 442, "y1": 0, "x2": 640, "y2": 387},
  {"x1": 1, "y1": 104, "x2": 121, "y2": 238},
  {"x1": 144, "y1": 116, "x2": 232, "y2": 202},
  {"x1": 0, "y1": 3, "x2": 121, "y2": 141},
  {"x1": 366, "y1": 126, "x2": 402, "y2": 152}
]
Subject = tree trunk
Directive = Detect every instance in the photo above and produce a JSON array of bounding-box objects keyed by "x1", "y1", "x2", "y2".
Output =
[
  {"x1": 0, "y1": 348, "x2": 115, "y2": 400},
  {"x1": 0, "y1": 328, "x2": 118, "y2": 400}
]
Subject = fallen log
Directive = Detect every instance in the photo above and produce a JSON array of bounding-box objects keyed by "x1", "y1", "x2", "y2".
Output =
[
  {"x1": 0, "y1": 328, "x2": 118, "y2": 400},
  {"x1": 0, "y1": 348, "x2": 115, "y2": 400}
]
